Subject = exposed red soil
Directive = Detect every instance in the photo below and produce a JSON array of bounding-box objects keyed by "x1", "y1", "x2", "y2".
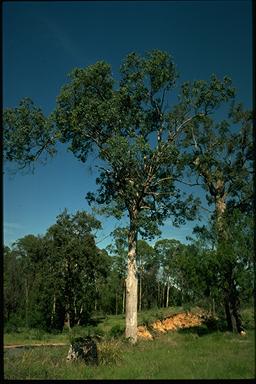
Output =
[{"x1": 137, "y1": 310, "x2": 208, "y2": 340}]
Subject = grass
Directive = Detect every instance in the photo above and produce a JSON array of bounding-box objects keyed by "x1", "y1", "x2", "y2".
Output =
[
  {"x1": 4, "y1": 306, "x2": 183, "y2": 345},
  {"x1": 4, "y1": 306, "x2": 255, "y2": 379}
]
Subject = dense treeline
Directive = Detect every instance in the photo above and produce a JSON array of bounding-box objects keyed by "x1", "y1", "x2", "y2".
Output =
[{"x1": 4, "y1": 207, "x2": 253, "y2": 333}]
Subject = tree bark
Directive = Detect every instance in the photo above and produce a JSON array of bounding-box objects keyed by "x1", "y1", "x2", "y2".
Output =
[
  {"x1": 77, "y1": 305, "x2": 83, "y2": 326},
  {"x1": 25, "y1": 279, "x2": 29, "y2": 328},
  {"x1": 139, "y1": 271, "x2": 142, "y2": 312},
  {"x1": 166, "y1": 280, "x2": 170, "y2": 308},
  {"x1": 216, "y1": 193, "x2": 244, "y2": 333},
  {"x1": 51, "y1": 293, "x2": 56, "y2": 326},
  {"x1": 65, "y1": 311, "x2": 71, "y2": 330},
  {"x1": 125, "y1": 218, "x2": 138, "y2": 344},
  {"x1": 211, "y1": 296, "x2": 216, "y2": 317},
  {"x1": 115, "y1": 291, "x2": 118, "y2": 315},
  {"x1": 122, "y1": 281, "x2": 125, "y2": 314},
  {"x1": 162, "y1": 284, "x2": 165, "y2": 308},
  {"x1": 157, "y1": 281, "x2": 160, "y2": 307}
]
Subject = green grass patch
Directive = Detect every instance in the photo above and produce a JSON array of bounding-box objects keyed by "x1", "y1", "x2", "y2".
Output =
[
  {"x1": 4, "y1": 329, "x2": 255, "y2": 379},
  {"x1": 4, "y1": 306, "x2": 255, "y2": 379}
]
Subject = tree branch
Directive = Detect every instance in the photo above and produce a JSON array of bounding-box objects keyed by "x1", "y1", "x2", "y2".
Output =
[
  {"x1": 173, "y1": 178, "x2": 203, "y2": 187},
  {"x1": 168, "y1": 113, "x2": 205, "y2": 142}
]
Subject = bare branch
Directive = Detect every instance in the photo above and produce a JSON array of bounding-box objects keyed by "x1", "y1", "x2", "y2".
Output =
[
  {"x1": 140, "y1": 205, "x2": 152, "y2": 210},
  {"x1": 145, "y1": 191, "x2": 174, "y2": 196},
  {"x1": 173, "y1": 178, "x2": 203, "y2": 187},
  {"x1": 151, "y1": 177, "x2": 173, "y2": 187},
  {"x1": 168, "y1": 113, "x2": 205, "y2": 142}
]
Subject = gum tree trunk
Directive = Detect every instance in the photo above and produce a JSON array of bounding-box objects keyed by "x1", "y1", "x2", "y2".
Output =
[
  {"x1": 166, "y1": 280, "x2": 170, "y2": 308},
  {"x1": 216, "y1": 192, "x2": 244, "y2": 333},
  {"x1": 25, "y1": 279, "x2": 29, "y2": 328},
  {"x1": 125, "y1": 218, "x2": 138, "y2": 344}
]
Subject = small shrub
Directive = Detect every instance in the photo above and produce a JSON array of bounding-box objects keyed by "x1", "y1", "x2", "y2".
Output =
[
  {"x1": 183, "y1": 303, "x2": 192, "y2": 313},
  {"x1": 98, "y1": 340, "x2": 123, "y2": 365},
  {"x1": 109, "y1": 324, "x2": 125, "y2": 339},
  {"x1": 155, "y1": 311, "x2": 165, "y2": 321},
  {"x1": 4, "y1": 314, "x2": 25, "y2": 333},
  {"x1": 141, "y1": 314, "x2": 155, "y2": 327},
  {"x1": 204, "y1": 316, "x2": 219, "y2": 331},
  {"x1": 69, "y1": 325, "x2": 105, "y2": 343},
  {"x1": 4, "y1": 323, "x2": 19, "y2": 333},
  {"x1": 241, "y1": 308, "x2": 255, "y2": 330},
  {"x1": 27, "y1": 328, "x2": 45, "y2": 340}
]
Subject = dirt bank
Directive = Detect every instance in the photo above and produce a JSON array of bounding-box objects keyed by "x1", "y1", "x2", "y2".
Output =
[{"x1": 137, "y1": 309, "x2": 208, "y2": 340}]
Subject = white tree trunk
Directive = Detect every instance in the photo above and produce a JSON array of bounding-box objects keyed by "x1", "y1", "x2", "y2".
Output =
[
  {"x1": 51, "y1": 293, "x2": 56, "y2": 325},
  {"x1": 125, "y1": 223, "x2": 138, "y2": 344},
  {"x1": 166, "y1": 280, "x2": 170, "y2": 308}
]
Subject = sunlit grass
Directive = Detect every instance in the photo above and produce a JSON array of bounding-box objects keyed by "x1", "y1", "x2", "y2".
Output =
[
  {"x1": 4, "y1": 306, "x2": 255, "y2": 379},
  {"x1": 4, "y1": 329, "x2": 255, "y2": 379}
]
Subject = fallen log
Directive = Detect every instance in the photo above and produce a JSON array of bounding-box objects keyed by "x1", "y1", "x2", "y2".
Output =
[{"x1": 4, "y1": 343, "x2": 68, "y2": 349}]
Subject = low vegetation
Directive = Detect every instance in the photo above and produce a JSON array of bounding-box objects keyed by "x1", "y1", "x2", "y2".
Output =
[{"x1": 4, "y1": 306, "x2": 255, "y2": 379}]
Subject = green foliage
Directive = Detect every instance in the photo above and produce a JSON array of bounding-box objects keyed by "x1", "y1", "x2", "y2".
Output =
[
  {"x1": 240, "y1": 307, "x2": 255, "y2": 330},
  {"x1": 108, "y1": 324, "x2": 125, "y2": 339},
  {"x1": 4, "y1": 98, "x2": 56, "y2": 170},
  {"x1": 69, "y1": 325, "x2": 105, "y2": 343},
  {"x1": 4, "y1": 209, "x2": 109, "y2": 332}
]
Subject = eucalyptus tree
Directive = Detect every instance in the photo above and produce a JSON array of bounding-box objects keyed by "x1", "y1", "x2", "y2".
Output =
[
  {"x1": 137, "y1": 240, "x2": 158, "y2": 311},
  {"x1": 106, "y1": 227, "x2": 128, "y2": 314},
  {"x1": 4, "y1": 50, "x2": 236, "y2": 342},
  {"x1": 10, "y1": 234, "x2": 47, "y2": 328},
  {"x1": 180, "y1": 81, "x2": 253, "y2": 332},
  {"x1": 3, "y1": 246, "x2": 24, "y2": 326},
  {"x1": 154, "y1": 239, "x2": 182, "y2": 307}
]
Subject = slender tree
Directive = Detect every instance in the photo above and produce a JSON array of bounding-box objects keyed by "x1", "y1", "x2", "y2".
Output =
[
  {"x1": 137, "y1": 240, "x2": 157, "y2": 311},
  {"x1": 181, "y1": 84, "x2": 253, "y2": 332},
  {"x1": 106, "y1": 227, "x2": 128, "y2": 314},
  {"x1": 154, "y1": 239, "x2": 182, "y2": 307}
]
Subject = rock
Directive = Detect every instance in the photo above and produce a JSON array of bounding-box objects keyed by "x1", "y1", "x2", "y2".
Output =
[{"x1": 67, "y1": 336, "x2": 98, "y2": 365}]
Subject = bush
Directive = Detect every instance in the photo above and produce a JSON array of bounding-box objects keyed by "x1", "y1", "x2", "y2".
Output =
[
  {"x1": 155, "y1": 311, "x2": 165, "y2": 321},
  {"x1": 141, "y1": 312, "x2": 157, "y2": 327},
  {"x1": 241, "y1": 308, "x2": 255, "y2": 330},
  {"x1": 98, "y1": 339, "x2": 123, "y2": 365},
  {"x1": 4, "y1": 314, "x2": 25, "y2": 333},
  {"x1": 69, "y1": 325, "x2": 105, "y2": 343},
  {"x1": 109, "y1": 324, "x2": 125, "y2": 339},
  {"x1": 28, "y1": 328, "x2": 47, "y2": 341},
  {"x1": 204, "y1": 316, "x2": 219, "y2": 331}
]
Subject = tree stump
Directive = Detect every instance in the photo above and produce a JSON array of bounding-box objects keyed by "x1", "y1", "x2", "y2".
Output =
[{"x1": 66, "y1": 336, "x2": 98, "y2": 365}]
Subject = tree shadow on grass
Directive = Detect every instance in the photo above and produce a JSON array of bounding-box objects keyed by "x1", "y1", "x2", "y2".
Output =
[
  {"x1": 177, "y1": 318, "x2": 229, "y2": 336},
  {"x1": 178, "y1": 325, "x2": 214, "y2": 336}
]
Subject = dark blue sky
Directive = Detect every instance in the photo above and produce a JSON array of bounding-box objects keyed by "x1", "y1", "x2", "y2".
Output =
[{"x1": 3, "y1": 1, "x2": 252, "y2": 248}]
